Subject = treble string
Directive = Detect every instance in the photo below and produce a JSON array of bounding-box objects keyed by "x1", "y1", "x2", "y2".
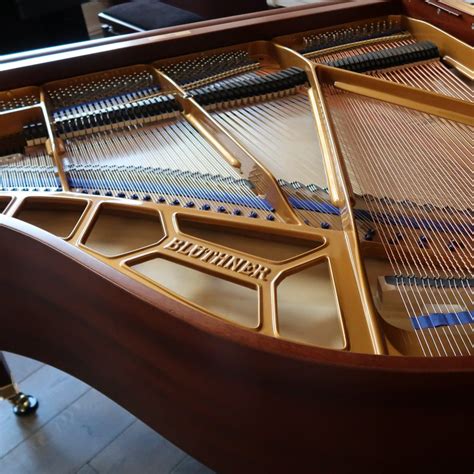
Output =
[
  {"x1": 63, "y1": 112, "x2": 272, "y2": 217},
  {"x1": 310, "y1": 39, "x2": 416, "y2": 64},
  {"x1": 311, "y1": 37, "x2": 471, "y2": 101},
  {"x1": 0, "y1": 147, "x2": 57, "y2": 189},
  {"x1": 213, "y1": 91, "x2": 327, "y2": 185},
  {"x1": 211, "y1": 90, "x2": 336, "y2": 226}
]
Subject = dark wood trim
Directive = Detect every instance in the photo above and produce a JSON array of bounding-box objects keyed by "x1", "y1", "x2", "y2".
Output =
[{"x1": 0, "y1": 217, "x2": 472, "y2": 472}]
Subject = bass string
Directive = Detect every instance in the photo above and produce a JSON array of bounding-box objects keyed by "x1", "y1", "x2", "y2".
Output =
[
  {"x1": 338, "y1": 84, "x2": 472, "y2": 213},
  {"x1": 364, "y1": 96, "x2": 473, "y2": 352},
  {"x1": 346, "y1": 89, "x2": 473, "y2": 346},
  {"x1": 355, "y1": 94, "x2": 473, "y2": 349},
  {"x1": 213, "y1": 81, "x2": 438, "y2": 354},
  {"x1": 326, "y1": 86, "x2": 474, "y2": 356},
  {"x1": 410, "y1": 119, "x2": 472, "y2": 255},
  {"x1": 363, "y1": 99, "x2": 472, "y2": 246},
  {"x1": 352, "y1": 195, "x2": 472, "y2": 317},
  {"x1": 345, "y1": 163, "x2": 439, "y2": 354},
  {"x1": 343, "y1": 124, "x2": 463, "y2": 356},
  {"x1": 312, "y1": 39, "x2": 471, "y2": 101},
  {"x1": 391, "y1": 114, "x2": 472, "y2": 247},
  {"x1": 328, "y1": 91, "x2": 452, "y2": 356}
]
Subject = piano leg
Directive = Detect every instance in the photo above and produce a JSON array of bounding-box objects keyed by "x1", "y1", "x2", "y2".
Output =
[{"x1": 0, "y1": 352, "x2": 38, "y2": 416}]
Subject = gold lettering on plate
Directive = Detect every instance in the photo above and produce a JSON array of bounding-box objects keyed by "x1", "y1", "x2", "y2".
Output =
[{"x1": 164, "y1": 238, "x2": 271, "y2": 281}]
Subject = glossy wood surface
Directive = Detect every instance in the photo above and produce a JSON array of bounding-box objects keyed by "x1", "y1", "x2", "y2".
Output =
[
  {"x1": 1, "y1": 217, "x2": 472, "y2": 473},
  {"x1": 402, "y1": 0, "x2": 474, "y2": 44}
]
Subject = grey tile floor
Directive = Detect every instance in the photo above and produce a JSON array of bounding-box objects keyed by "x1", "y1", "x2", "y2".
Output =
[{"x1": 0, "y1": 352, "x2": 214, "y2": 474}]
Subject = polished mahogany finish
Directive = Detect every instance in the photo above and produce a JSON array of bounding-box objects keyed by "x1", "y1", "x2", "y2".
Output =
[{"x1": 402, "y1": 0, "x2": 473, "y2": 45}]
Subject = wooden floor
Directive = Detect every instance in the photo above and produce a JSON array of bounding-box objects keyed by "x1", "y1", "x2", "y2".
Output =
[{"x1": 0, "y1": 352, "x2": 214, "y2": 474}]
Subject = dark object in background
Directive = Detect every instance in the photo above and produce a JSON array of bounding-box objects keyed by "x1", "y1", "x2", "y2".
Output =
[
  {"x1": 166, "y1": 0, "x2": 269, "y2": 19},
  {"x1": 99, "y1": 0, "x2": 269, "y2": 36},
  {"x1": 100, "y1": 0, "x2": 204, "y2": 35},
  {"x1": 0, "y1": 0, "x2": 89, "y2": 55}
]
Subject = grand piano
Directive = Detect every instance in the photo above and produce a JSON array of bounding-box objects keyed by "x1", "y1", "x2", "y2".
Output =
[{"x1": 0, "y1": 0, "x2": 472, "y2": 471}]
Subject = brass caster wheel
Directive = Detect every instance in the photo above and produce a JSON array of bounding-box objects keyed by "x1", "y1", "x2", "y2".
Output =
[{"x1": 10, "y1": 392, "x2": 39, "y2": 416}]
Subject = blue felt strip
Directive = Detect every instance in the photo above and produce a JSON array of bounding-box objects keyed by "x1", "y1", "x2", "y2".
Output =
[
  {"x1": 353, "y1": 209, "x2": 470, "y2": 235},
  {"x1": 288, "y1": 201, "x2": 469, "y2": 235},
  {"x1": 68, "y1": 177, "x2": 273, "y2": 210},
  {"x1": 410, "y1": 311, "x2": 474, "y2": 330},
  {"x1": 287, "y1": 197, "x2": 340, "y2": 215}
]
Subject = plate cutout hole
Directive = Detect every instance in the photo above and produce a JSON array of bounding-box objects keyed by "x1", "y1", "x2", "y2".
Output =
[
  {"x1": 0, "y1": 197, "x2": 11, "y2": 214},
  {"x1": 15, "y1": 198, "x2": 87, "y2": 238},
  {"x1": 133, "y1": 257, "x2": 258, "y2": 328},
  {"x1": 277, "y1": 260, "x2": 344, "y2": 349},
  {"x1": 178, "y1": 217, "x2": 322, "y2": 262},
  {"x1": 84, "y1": 205, "x2": 165, "y2": 256}
]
